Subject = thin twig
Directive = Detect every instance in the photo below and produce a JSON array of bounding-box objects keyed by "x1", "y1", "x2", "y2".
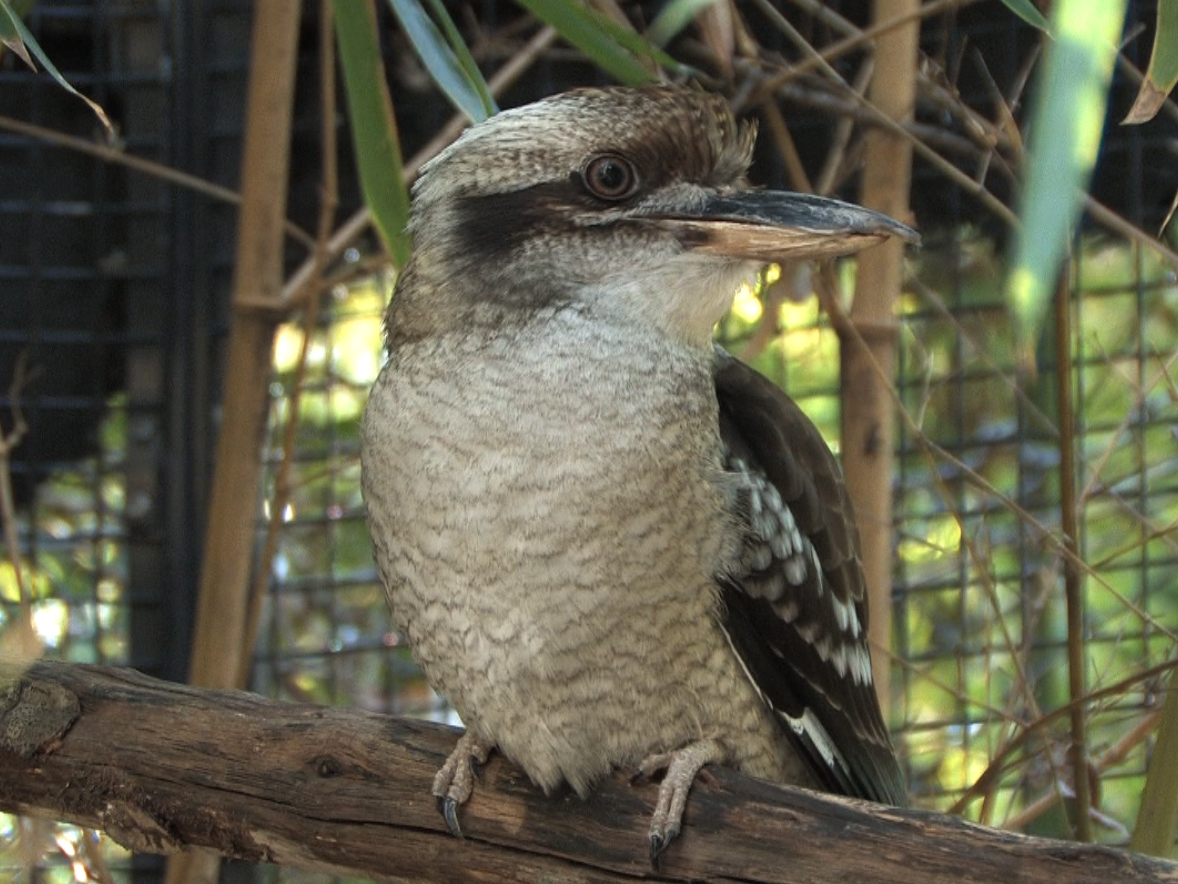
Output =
[
  {"x1": 905, "y1": 274, "x2": 1057, "y2": 436},
  {"x1": 743, "y1": 0, "x2": 1019, "y2": 226},
  {"x1": 814, "y1": 57, "x2": 874, "y2": 196},
  {"x1": 748, "y1": 0, "x2": 983, "y2": 103},
  {"x1": 0, "y1": 114, "x2": 317, "y2": 251},
  {"x1": 1075, "y1": 343, "x2": 1178, "y2": 564},
  {"x1": 1055, "y1": 269, "x2": 1092, "y2": 840},
  {"x1": 1002, "y1": 708, "x2": 1163, "y2": 831},
  {"x1": 1084, "y1": 197, "x2": 1178, "y2": 273},
  {"x1": 0, "y1": 353, "x2": 36, "y2": 619},
  {"x1": 947, "y1": 655, "x2": 1178, "y2": 816}
]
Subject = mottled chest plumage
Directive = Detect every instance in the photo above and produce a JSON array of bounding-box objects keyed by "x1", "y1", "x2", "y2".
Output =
[{"x1": 360, "y1": 315, "x2": 800, "y2": 793}]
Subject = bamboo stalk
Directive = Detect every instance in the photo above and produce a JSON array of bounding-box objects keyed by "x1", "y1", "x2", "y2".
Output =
[
  {"x1": 185, "y1": 0, "x2": 301, "y2": 689},
  {"x1": 841, "y1": 0, "x2": 919, "y2": 718},
  {"x1": 167, "y1": 3, "x2": 303, "y2": 883},
  {"x1": 238, "y1": 0, "x2": 341, "y2": 688},
  {"x1": 1055, "y1": 269, "x2": 1091, "y2": 840}
]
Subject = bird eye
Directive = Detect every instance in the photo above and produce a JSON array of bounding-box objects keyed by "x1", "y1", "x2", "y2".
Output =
[{"x1": 583, "y1": 155, "x2": 638, "y2": 200}]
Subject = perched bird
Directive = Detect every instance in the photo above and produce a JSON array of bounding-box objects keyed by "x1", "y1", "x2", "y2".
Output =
[{"x1": 361, "y1": 85, "x2": 916, "y2": 860}]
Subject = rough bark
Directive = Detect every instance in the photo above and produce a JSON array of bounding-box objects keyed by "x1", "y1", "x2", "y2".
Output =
[{"x1": 1, "y1": 661, "x2": 1174, "y2": 884}]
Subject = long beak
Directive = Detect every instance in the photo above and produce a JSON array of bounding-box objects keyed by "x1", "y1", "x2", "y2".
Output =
[{"x1": 655, "y1": 190, "x2": 919, "y2": 261}]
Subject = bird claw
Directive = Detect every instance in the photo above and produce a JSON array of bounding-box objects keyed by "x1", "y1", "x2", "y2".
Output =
[
  {"x1": 438, "y1": 795, "x2": 464, "y2": 838},
  {"x1": 432, "y1": 730, "x2": 494, "y2": 839},
  {"x1": 649, "y1": 832, "x2": 664, "y2": 869},
  {"x1": 638, "y1": 739, "x2": 727, "y2": 868},
  {"x1": 648, "y1": 821, "x2": 681, "y2": 869}
]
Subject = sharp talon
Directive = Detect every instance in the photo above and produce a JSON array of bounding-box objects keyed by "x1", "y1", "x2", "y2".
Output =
[
  {"x1": 641, "y1": 739, "x2": 727, "y2": 865},
  {"x1": 435, "y1": 794, "x2": 463, "y2": 837},
  {"x1": 663, "y1": 820, "x2": 681, "y2": 845},
  {"x1": 431, "y1": 731, "x2": 494, "y2": 840},
  {"x1": 442, "y1": 796, "x2": 464, "y2": 839},
  {"x1": 649, "y1": 822, "x2": 680, "y2": 868}
]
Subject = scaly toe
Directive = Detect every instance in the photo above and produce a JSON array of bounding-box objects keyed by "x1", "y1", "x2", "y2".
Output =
[
  {"x1": 634, "y1": 750, "x2": 674, "y2": 783},
  {"x1": 639, "y1": 738, "x2": 727, "y2": 867},
  {"x1": 431, "y1": 730, "x2": 495, "y2": 839}
]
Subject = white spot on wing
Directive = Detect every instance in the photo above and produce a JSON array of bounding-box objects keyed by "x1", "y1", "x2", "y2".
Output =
[{"x1": 778, "y1": 707, "x2": 851, "y2": 779}]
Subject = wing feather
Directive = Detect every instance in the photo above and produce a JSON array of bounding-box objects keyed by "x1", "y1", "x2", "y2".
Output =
[{"x1": 713, "y1": 348, "x2": 907, "y2": 806}]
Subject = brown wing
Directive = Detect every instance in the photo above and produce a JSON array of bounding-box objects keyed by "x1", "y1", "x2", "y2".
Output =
[{"x1": 713, "y1": 348, "x2": 907, "y2": 806}]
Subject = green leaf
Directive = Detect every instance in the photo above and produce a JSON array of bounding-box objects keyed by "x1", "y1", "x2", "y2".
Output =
[
  {"x1": 385, "y1": 0, "x2": 496, "y2": 123},
  {"x1": 332, "y1": 0, "x2": 412, "y2": 268},
  {"x1": 1130, "y1": 667, "x2": 1178, "y2": 856},
  {"x1": 598, "y1": 8, "x2": 695, "y2": 75},
  {"x1": 996, "y1": 0, "x2": 1052, "y2": 33},
  {"x1": 1006, "y1": 0, "x2": 1127, "y2": 366},
  {"x1": 1123, "y1": 0, "x2": 1178, "y2": 124},
  {"x1": 511, "y1": 0, "x2": 657, "y2": 85},
  {"x1": 0, "y1": 0, "x2": 34, "y2": 68},
  {"x1": 421, "y1": 0, "x2": 496, "y2": 119},
  {"x1": 0, "y1": 0, "x2": 115, "y2": 137},
  {"x1": 646, "y1": 0, "x2": 721, "y2": 47}
]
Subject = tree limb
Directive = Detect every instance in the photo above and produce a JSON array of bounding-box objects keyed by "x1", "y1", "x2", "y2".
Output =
[{"x1": 0, "y1": 661, "x2": 1174, "y2": 883}]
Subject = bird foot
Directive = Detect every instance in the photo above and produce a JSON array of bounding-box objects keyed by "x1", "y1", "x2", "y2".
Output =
[
  {"x1": 432, "y1": 730, "x2": 495, "y2": 838},
  {"x1": 637, "y1": 738, "x2": 728, "y2": 868}
]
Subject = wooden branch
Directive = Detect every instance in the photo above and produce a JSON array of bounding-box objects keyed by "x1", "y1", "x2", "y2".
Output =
[{"x1": 1, "y1": 661, "x2": 1174, "y2": 884}]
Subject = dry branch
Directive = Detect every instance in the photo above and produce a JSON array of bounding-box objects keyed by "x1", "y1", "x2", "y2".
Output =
[{"x1": 0, "y1": 661, "x2": 1175, "y2": 884}]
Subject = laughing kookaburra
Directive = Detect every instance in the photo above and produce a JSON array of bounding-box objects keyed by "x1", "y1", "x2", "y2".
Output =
[{"x1": 361, "y1": 85, "x2": 916, "y2": 861}]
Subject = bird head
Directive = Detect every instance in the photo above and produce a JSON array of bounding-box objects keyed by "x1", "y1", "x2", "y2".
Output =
[{"x1": 393, "y1": 86, "x2": 918, "y2": 348}]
